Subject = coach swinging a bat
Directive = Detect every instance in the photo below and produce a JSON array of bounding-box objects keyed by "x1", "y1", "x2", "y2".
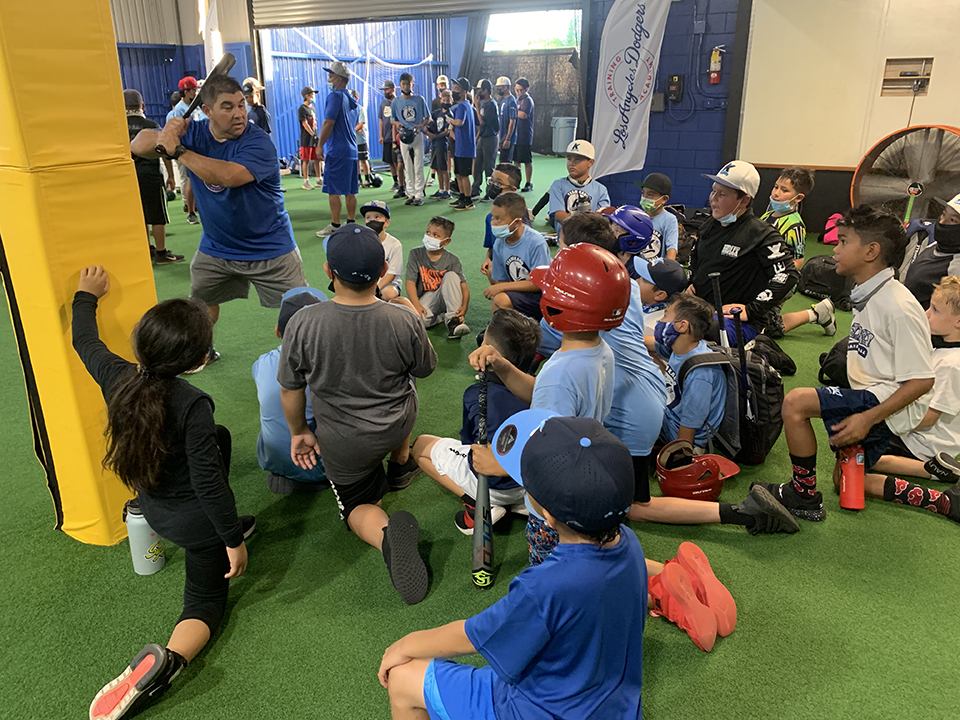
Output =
[{"x1": 132, "y1": 74, "x2": 307, "y2": 367}]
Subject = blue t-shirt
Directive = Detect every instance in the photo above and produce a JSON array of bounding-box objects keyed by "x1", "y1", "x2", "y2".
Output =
[
  {"x1": 662, "y1": 339, "x2": 727, "y2": 447},
  {"x1": 390, "y1": 93, "x2": 429, "y2": 130},
  {"x1": 532, "y1": 341, "x2": 615, "y2": 422},
  {"x1": 483, "y1": 211, "x2": 534, "y2": 249},
  {"x1": 354, "y1": 104, "x2": 367, "y2": 145},
  {"x1": 639, "y1": 210, "x2": 680, "y2": 261},
  {"x1": 517, "y1": 94, "x2": 535, "y2": 146},
  {"x1": 452, "y1": 100, "x2": 476, "y2": 158},
  {"x1": 491, "y1": 225, "x2": 551, "y2": 283},
  {"x1": 498, "y1": 95, "x2": 518, "y2": 144},
  {"x1": 548, "y1": 176, "x2": 611, "y2": 217},
  {"x1": 171, "y1": 99, "x2": 205, "y2": 122},
  {"x1": 323, "y1": 89, "x2": 359, "y2": 159},
  {"x1": 182, "y1": 120, "x2": 295, "y2": 261},
  {"x1": 464, "y1": 526, "x2": 646, "y2": 720},
  {"x1": 252, "y1": 348, "x2": 326, "y2": 483},
  {"x1": 460, "y1": 382, "x2": 530, "y2": 491}
]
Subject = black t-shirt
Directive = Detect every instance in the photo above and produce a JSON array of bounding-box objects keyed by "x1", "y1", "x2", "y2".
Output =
[
  {"x1": 127, "y1": 114, "x2": 163, "y2": 180},
  {"x1": 298, "y1": 103, "x2": 317, "y2": 147},
  {"x1": 428, "y1": 107, "x2": 450, "y2": 151},
  {"x1": 477, "y1": 98, "x2": 499, "y2": 138},
  {"x1": 431, "y1": 96, "x2": 444, "y2": 112},
  {"x1": 904, "y1": 243, "x2": 960, "y2": 309},
  {"x1": 248, "y1": 104, "x2": 271, "y2": 134}
]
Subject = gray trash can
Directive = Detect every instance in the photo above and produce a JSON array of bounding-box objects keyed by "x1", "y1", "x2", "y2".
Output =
[{"x1": 551, "y1": 117, "x2": 578, "y2": 154}]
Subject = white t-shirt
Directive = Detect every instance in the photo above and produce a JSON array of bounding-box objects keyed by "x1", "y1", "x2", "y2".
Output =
[
  {"x1": 902, "y1": 346, "x2": 960, "y2": 460},
  {"x1": 382, "y1": 233, "x2": 403, "y2": 283},
  {"x1": 847, "y1": 269, "x2": 934, "y2": 435}
]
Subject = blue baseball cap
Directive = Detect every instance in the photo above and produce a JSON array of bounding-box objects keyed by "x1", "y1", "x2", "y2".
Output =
[
  {"x1": 323, "y1": 223, "x2": 385, "y2": 284},
  {"x1": 632, "y1": 257, "x2": 689, "y2": 296},
  {"x1": 492, "y1": 409, "x2": 634, "y2": 532},
  {"x1": 277, "y1": 287, "x2": 327, "y2": 336},
  {"x1": 359, "y1": 200, "x2": 390, "y2": 219}
]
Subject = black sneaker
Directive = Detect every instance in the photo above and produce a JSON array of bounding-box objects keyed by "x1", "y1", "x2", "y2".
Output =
[
  {"x1": 381, "y1": 511, "x2": 428, "y2": 605},
  {"x1": 750, "y1": 481, "x2": 826, "y2": 522},
  {"x1": 736, "y1": 485, "x2": 800, "y2": 535},
  {"x1": 393, "y1": 188, "x2": 407, "y2": 199},
  {"x1": 455, "y1": 500, "x2": 506, "y2": 536},
  {"x1": 182, "y1": 347, "x2": 219, "y2": 375},
  {"x1": 924, "y1": 452, "x2": 960, "y2": 483},
  {"x1": 447, "y1": 318, "x2": 470, "y2": 339},
  {"x1": 938, "y1": 483, "x2": 960, "y2": 523},
  {"x1": 241, "y1": 515, "x2": 256, "y2": 540},
  {"x1": 386, "y1": 456, "x2": 420, "y2": 491},
  {"x1": 187, "y1": 212, "x2": 199, "y2": 225},
  {"x1": 89, "y1": 644, "x2": 187, "y2": 720},
  {"x1": 153, "y1": 249, "x2": 185, "y2": 265},
  {"x1": 149, "y1": 245, "x2": 157, "y2": 260},
  {"x1": 521, "y1": 183, "x2": 533, "y2": 192},
  {"x1": 450, "y1": 196, "x2": 463, "y2": 206},
  {"x1": 391, "y1": 182, "x2": 400, "y2": 191},
  {"x1": 456, "y1": 199, "x2": 475, "y2": 211},
  {"x1": 404, "y1": 197, "x2": 414, "y2": 205}
]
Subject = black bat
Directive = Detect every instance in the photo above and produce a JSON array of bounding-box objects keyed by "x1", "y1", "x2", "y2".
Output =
[
  {"x1": 472, "y1": 369, "x2": 494, "y2": 589},
  {"x1": 155, "y1": 53, "x2": 236, "y2": 156},
  {"x1": 708, "y1": 271, "x2": 730, "y2": 350}
]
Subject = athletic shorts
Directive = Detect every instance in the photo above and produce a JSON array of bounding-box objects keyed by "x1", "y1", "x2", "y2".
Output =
[
  {"x1": 382, "y1": 140, "x2": 398, "y2": 165},
  {"x1": 884, "y1": 434, "x2": 922, "y2": 462},
  {"x1": 423, "y1": 659, "x2": 498, "y2": 720},
  {"x1": 503, "y1": 289, "x2": 543, "y2": 321},
  {"x1": 431, "y1": 148, "x2": 449, "y2": 172},
  {"x1": 632, "y1": 453, "x2": 653, "y2": 503},
  {"x1": 329, "y1": 465, "x2": 390, "y2": 523},
  {"x1": 190, "y1": 248, "x2": 307, "y2": 309},
  {"x1": 322, "y1": 156, "x2": 360, "y2": 196},
  {"x1": 357, "y1": 143, "x2": 368, "y2": 161},
  {"x1": 381, "y1": 279, "x2": 402, "y2": 296},
  {"x1": 514, "y1": 144, "x2": 532, "y2": 164},
  {"x1": 498, "y1": 144, "x2": 514, "y2": 163},
  {"x1": 137, "y1": 174, "x2": 168, "y2": 226},
  {"x1": 816, "y1": 386, "x2": 893, "y2": 470},
  {"x1": 453, "y1": 156, "x2": 473, "y2": 177},
  {"x1": 429, "y1": 438, "x2": 525, "y2": 507},
  {"x1": 175, "y1": 160, "x2": 190, "y2": 190},
  {"x1": 300, "y1": 146, "x2": 318, "y2": 161}
]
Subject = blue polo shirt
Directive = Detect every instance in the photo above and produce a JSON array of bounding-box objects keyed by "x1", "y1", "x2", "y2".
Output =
[
  {"x1": 323, "y1": 89, "x2": 359, "y2": 159},
  {"x1": 452, "y1": 100, "x2": 476, "y2": 158}
]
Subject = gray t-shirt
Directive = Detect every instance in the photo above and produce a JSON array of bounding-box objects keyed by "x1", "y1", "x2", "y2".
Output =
[
  {"x1": 405, "y1": 246, "x2": 467, "y2": 298},
  {"x1": 278, "y1": 300, "x2": 437, "y2": 484}
]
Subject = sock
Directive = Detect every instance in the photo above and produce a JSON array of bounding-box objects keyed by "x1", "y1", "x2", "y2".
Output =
[
  {"x1": 806, "y1": 308, "x2": 817, "y2": 323},
  {"x1": 790, "y1": 454, "x2": 818, "y2": 497},
  {"x1": 883, "y1": 477, "x2": 950, "y2": 514},
  {"x1": 719, "y1": 502, "x2": 755, "y2": 529},
  {"x1": 391, "y1": 174, "x2": 398, "y2": 183},
  {"x1": 331, "y1": 222, "x2": 341, "y2": 229}
]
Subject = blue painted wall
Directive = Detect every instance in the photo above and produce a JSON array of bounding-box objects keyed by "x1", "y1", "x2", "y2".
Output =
[{"x1": 590, "y1": 0, "x2": 739, "y2": 209}]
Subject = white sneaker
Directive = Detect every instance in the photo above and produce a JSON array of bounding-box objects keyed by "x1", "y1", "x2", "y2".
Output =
[
  {"x1": 426, "y1": 177, "x2": 435, "y2": 187},
  {"x1": 510, "y1": 502, "x2": 530, "y2": 517},
  {"x1": 315, "y1": 224, "x2": 338, "y2": 237},
  {"x1": 302, "y1": 180, "x2": 315, "y2": 190},
  {"x1": 810, "y1": 298, "x2": 836, "y2": 336}
]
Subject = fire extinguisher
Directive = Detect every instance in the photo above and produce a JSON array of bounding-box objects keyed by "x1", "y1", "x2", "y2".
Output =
[{"x1": 709, "y1": 45, "x2": 725, "y2": 84}]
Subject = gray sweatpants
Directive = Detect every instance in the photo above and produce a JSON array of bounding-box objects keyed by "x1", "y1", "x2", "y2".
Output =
[
  {"x1": 420, "y1": 272, "x2": 463, "y2": 327},
  {"x1": 471, "y1": 135, "x2": 498, "y2": 196}
]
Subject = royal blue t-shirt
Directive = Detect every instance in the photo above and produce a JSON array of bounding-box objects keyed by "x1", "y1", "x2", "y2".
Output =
[
  {"x1": 491, "y1": 225, "x2": 551, "y2": 283},
  {"x1": 182, "y1": 120, "x2": 295, "y2": 261},
  {"x1": 460, "y1": 382, "x2": 530, "y2": 491},
  {"x1": 464, "y1": 527, "x2": 646, "y2": 720},
  {"x1": 452, "y1": 100, "x2": 476, "y2": 158},
  {"x1": 517, "y1": 93, "x2": 535, "y2": 146},
  {"x1": 662, "y1": 339, "x2": 727, "y2": 447},
  {"x1": 390, "y1": 93, "x2": 430, "y2": 130},
  {"x1": 323, "y1": 89, "x2": 359, "y2": 159},
  {"x1": 498, "y1": 95, "x2": 518, "y2": 145}
]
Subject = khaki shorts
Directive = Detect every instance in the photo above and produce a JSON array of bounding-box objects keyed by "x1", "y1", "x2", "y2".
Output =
[
  {"x1": 175, "y1": 160, "x2": 190, "y2": 190},
  {"x1": 190, "y1": 248, "x2": 307, "y2": 309}
]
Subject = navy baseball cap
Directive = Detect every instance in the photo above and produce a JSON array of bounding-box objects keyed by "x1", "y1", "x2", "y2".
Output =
[
  {"x1": 633, "y1": 257, "x2": 689, "y2": 296},
  {"x1": 323, "y1": 224, "x2": 385, "y2": 284},
  {"x1": 492, "y1": 410, "x2": 634, "y2": 533},
  {"x1": 277, "y1": 286, "x2": 327, "y2": 337}
]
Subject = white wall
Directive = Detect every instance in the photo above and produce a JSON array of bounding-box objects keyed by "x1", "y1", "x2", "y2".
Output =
[
  {"x1": 110, "y1": 0, "x2": 249, "y2": 46},
  {"x1": 739, "y1": 0, "x2": 960, "y2": 169}
]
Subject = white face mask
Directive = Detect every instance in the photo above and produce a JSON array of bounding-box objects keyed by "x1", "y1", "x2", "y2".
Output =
[{"x1": 422, "y1": 234, "x2": 443, "y2": 251}]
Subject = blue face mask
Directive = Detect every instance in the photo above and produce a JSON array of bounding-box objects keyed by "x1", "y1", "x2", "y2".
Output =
[
  {"x1": 327, "y1": 82, "x2": 335, "y2": 91},
  {"x1": 490, "y1": 220, "x2": 515, "y2": 240},
  {"x1": 717, "y1": 211, "x2": 740, "y2": 225},
  {"x1": 769, "y1": 198, "x2": 793, "y2": 214},
  {"x1": 654, "y1": 320, "x2": 682, "y2": 355}
]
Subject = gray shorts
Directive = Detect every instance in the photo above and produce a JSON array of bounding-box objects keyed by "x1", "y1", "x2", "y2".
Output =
[{"x1": 190, "y1": 248, "x2": 307, "y2": 309}]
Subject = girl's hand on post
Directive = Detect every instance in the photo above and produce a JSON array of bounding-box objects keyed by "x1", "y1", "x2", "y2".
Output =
[{"x1": 78, "y1": 266, "x2": 110, "y2": 298}]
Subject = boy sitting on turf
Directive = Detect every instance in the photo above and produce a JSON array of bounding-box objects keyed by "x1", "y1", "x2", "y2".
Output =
[
  {"x1": 636, "y1": 172, "x2": 679, "y2": 261},
  {"x1": 405, "y1": 215, "x2": 471, "y2": 339},
  {"x1": 480, "y1": 164, "x2": 532, "y2": 275},
  {"x1": 753, "y1": 205, "x2": 935, "y2": 521},
  {"x1": 546, "y1": 140, "x2": 610, "y2": 230},
  {"x1": 361, "y1": 200, "x2": 404, "y2": 302},
  {"x1": 380, "y1": 410, "x2": 649, "y2": 719},
  {"x1": 760, "y1": 166, "x2": 814, "y2": 271},
  {"x1": 412, "y1": 308, "x2": 541, "y2": 534},
  {"x1": 482, "y1": 192, "x2": 551, "y2": 321},
  {"x1": 279, "y1": 224, "x2": 438, "y2": 605},
  {"x1": 253, "y1": 287, "x2": 329, "y2": 494}
]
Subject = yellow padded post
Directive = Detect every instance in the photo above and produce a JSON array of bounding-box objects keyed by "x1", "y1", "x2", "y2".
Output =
[{"x1": 0, "y1": 0, "x2": 159, "y2": 544}]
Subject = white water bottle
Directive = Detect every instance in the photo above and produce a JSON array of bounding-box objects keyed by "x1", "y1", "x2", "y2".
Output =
[{"x1": 123, "y1": 499, "x2": 166, "y2": 575}]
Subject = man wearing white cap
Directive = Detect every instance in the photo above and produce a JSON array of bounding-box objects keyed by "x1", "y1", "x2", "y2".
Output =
[
  {"x1": 315, "y1": 60, "x2": 360, "y2": 237},
  {"x1": 495, "y1": 76, "x2": 518, "y2": 163},
  {"x1": 241, "y1": 78, "x2": 270, "y2": 135},
  {"x1": 690, "y1": 160, "x2": 799, "y2": 336},
  {"x1": 546, "y1": 140, "x2": 610, "y2": 229},
  {"x1": 903, "y1": 192, "x2": 960, "y2": 309}
]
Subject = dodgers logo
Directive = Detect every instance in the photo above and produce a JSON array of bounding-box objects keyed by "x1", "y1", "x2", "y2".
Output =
[
  {"x1": 848, "y1": 322, "x2": 875, "y2": 358},
  {"x1": 205, "y1": 182, "x2": 225, "y2": 193},
  {"x1": 640, "y1": 230, "x2": 663, "y2": 261},
  {"x1": 401, "y1": 104, "x2": 417, "y2": 122},
  {"x1": 564, "y1": 189, "x2": 593, "y2": 214},
  {"x1": 603, "y1": 3, "x2": 656, "y2": 150},
  {"x1": 664, "y1": 366, "x2": 679, "y2": 408},
  {"x1": 506, "y1": 255, "x2": 530, "y2": 282}
]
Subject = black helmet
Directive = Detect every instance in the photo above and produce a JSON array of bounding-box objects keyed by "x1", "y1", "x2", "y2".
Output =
[{"x1": 370, "y1": 173, "x2": 384, "y2": 188}]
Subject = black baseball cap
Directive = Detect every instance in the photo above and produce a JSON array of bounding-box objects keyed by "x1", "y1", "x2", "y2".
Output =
[
  {"x1": 241, "y1": 82, "x2": 255, "y2": 97},
  {"x1": 492, "y1": 410, "x2": 634, "y2": 533},
  {"x1": 633, "y1": 257, "x2": 689, "y2": 295},
  {"x1": 301, "y1": 86, "x2": 316, "y2": 98},
  {"x1": 453, "y1": 76, "x2": 470, "y2": 92},
  {"x1": 323, "y1": 224, "x2": 386, "y2": 284},
  {"x1": 475, "y1": 78, "x2": 492, "y2": 92},
  {"x1": 380, "y1": 80, "x2": 395, "y2": 90},
  {"x1": 277, "y1": 287, "x2": 327, "y2": 336},
  {"x1": 635, "y1": 172, "x2": 673, "y2": 197}
]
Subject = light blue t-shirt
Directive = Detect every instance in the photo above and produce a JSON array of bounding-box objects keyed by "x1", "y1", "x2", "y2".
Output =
[
  {"x1": 354, "y1": 104, "x2": 367, "y2": 145},
  {"x1": 662, "y1": 339, "x2": 727, "y2": 447},
  {"x1": 390, "y1": 93, "x2": 430, "y2": 130},
  {"x1": 323, "y1": 89, "x2": 359, "y2": 159},
  {"x1": 536, "y1": 318, "x2": 563, "y2": 358},
  {"x1": 548, "y1": 176, "x2": 611, "y2": 217},
  {"x1": 639, "y1": 210, "x2": 680, "y2": 261},
  {"x1": 171, "y1": 99, "x2": 205, "y2": 122},
  {"x1": 252, "y1": 348, "x2": 326, "y2": 483},
  {"x1": 491, "y1": 225, "x2": 551, "y2": 283},
  {"x1": 601, "y1": 282, "x2": 667, "y2": 456}
]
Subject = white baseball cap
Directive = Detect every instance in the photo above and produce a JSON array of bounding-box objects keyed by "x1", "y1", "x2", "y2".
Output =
[
  {"x1": 436, "y1": 74, "x2": 449, "y2": 85},
  {"x1": 702, "y1": 160, "x2": 760, "y2": 198},
  {"x1": 947, "y1": 193, "x2": 960, "y2": 217},
  {"x1": 496, "y1": 76, "x2": 512, "y2": 87},
  {"x1": 565, "y1": 139, "x2": 595, "y2": 161},
  {"x1": 242, "y1": 77, "x2": 264, "y2": 90},
  {"x1": 323, "y1": 60, "x2": 351, "y2": 80}
]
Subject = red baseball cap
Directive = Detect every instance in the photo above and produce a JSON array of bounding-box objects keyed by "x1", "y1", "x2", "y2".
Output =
[{"x1": 178, "y1": 77, "x2": 199, "y2": 91}]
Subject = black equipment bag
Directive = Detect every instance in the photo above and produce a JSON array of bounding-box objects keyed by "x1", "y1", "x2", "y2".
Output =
[
  {"x1": 818, "y1": 336, "x2": 850, "y2": 388},
  {"x1": 797, "y1": 255, "x2": 854, "y2": 312}
]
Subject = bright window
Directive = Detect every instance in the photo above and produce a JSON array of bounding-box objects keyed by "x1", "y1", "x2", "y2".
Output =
[{"x1": 484, "y1": 10, "x2": 582, "y2": 52}]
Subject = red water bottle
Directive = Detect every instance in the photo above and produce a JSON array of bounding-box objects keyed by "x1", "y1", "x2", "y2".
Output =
[{"x1": 839, "y1": 446, "x2": 865, "y2": 510}]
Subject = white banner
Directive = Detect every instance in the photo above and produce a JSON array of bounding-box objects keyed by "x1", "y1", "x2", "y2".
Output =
[{"x1": 592, "y1": 0, "x2": 670, "y2": 176}]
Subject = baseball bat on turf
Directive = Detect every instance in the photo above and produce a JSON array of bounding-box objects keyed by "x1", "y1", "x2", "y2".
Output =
[
  {"x1": 156, "y1": 53, "x2": 236, "y2": 156},
  {"x1": 472, "y1": 369, "x2": 494, "y2": 589},
  {"x1": 708, "y1": 271, "x2": 731, "y2": 350}
]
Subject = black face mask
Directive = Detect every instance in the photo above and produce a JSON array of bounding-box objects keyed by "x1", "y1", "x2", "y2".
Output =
[
  {"x1": 936, "y1": 221, "x2": 960, "y2": 253},
  {"x1": 440, "y1": 102, "x2": 452, "y2": 110},
  {"x1": 486, "y1": 183, "x2": 503, "y2": 200},
  {"x1": 384, "y1": 91, "x2": 394, "y2": 99},
  {"x1": 366, "y1": 220, "x2": 385, "y2": 235},
  {"x1": 452, "y1": 91, "x2": 462, "y2": 102},
  {"x1": 401, "y1": 88, "x2": 412, "y2": 96},
  {"x1": 498, "y1": 88, "x2": 508, "y2": 97}
]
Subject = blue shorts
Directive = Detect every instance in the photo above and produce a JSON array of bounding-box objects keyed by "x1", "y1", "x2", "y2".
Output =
[
  {"x1": 499, "y1": 144, "x2": 514, "y2": 163},
  {"x1": 322, "y1": 156, "x2": 359, "y2": 196},
  {"x1": 504, "y1": 289, "x2": 543, "y2": 321},
  {"x1": 423, "y1": 659, "x2": 497, "y2": 720},
  {"x1": 816, "y1": 386, "x2": 893, "y2": 469}
]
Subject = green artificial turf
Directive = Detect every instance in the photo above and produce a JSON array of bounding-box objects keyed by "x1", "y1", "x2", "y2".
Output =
[{"x1": 1, "y1": 155, "x2": 958, "y2": 719}]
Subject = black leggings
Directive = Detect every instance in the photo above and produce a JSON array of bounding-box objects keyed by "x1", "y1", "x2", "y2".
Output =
[{"x1": 176, "y1": 425, "x2": 233, "y2": 632}]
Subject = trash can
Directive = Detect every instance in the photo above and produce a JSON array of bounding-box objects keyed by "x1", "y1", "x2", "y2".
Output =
[{"x1": 551, "y1": 117, "x2": 578, "y2": 154}]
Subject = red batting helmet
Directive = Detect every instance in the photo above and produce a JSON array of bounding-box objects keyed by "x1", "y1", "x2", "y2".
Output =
[
  {"x1": 655, "y1": 440, "x2": 740, "y2": 502},
  {"x1": 529, "y1": 243, "x2": 630, "y2": 332}
]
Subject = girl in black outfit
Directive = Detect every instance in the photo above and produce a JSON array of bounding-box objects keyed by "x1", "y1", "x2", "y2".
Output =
[{"x1": 74, "y1": 266, "x2": 253, "y2": 720}]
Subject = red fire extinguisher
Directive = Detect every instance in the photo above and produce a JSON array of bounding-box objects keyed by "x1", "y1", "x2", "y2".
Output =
[{"x1": 709, "y1": 45, "x2": 724, "y2": 84}]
